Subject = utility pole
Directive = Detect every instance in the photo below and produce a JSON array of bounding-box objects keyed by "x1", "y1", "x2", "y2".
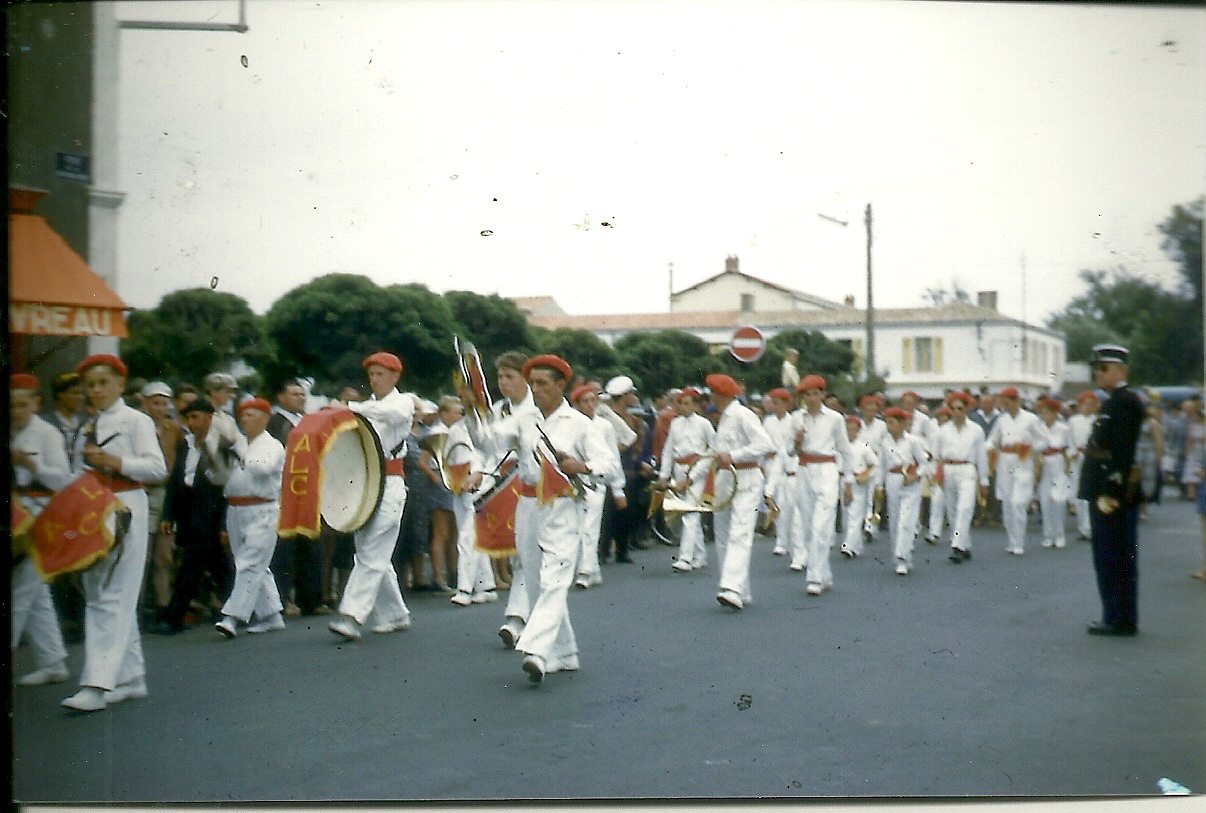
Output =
[
  {"x1": 865, "y1": 203, "x2": 875, "y2": 381},
  {"x1": 668, "y1": 261, "x2": 674, "y2": 311}
]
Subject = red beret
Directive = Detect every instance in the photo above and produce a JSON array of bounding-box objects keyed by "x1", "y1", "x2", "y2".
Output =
[
  {"x1": 767, "y1": 388, "x2": 793, "y2": 401},
  {"x1": 522, "y1": 354, "x2": 572, "y2": 381},
  {"x1": 1036, "y1": 397, "x2": 1063, "y2": 412},
  {"x1": 76, "y1": 354, "x2": 128, "y2": 377},
  {"x1": 796, "y1": 374, "x2": 826, "y2": 393},
  {"x1": 858, "y1": 394, "x2": 881, "y2": 408},
  {"x1": 1076, "y1": 390, "x2": 1099, "y2": 403},
  {"x1": 845, "y1": 414, "x2": 862, "y2": 426},
  {"x1": 705, "y1": 374, "x2": 742, "y2": 397},
  {"x1": 901, "y1": 390, "x2": 920, "y2": 401},
  {"x1": 237, "y1": 397, "x2": 273, "y2": 415},
  {"x1": 945, "y1": 390, "x2": 975, "y2": 408},
  {"x1": 362, "y1": 352, "x2": 403, "y2": 372},
  {"x1": 569, "y1": 384, "x2": 597, "y2": 404},
  {"x1": 883, "y1": 406, "x2": 910, "y2": 420},
  {"x1": 998, "y1": 386, "x2": 1019, "y2": 399},
  {"x1": 11, "y1": 373, "x2": 40, "y2": 391},
  {"x1": 678, "y1": 387, "x2": 702, "y2": 400}
]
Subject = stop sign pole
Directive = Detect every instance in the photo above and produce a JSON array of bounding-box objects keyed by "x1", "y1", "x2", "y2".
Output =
[{"x1": 729, "y1": 325, "x2": 765, "y2": 363}]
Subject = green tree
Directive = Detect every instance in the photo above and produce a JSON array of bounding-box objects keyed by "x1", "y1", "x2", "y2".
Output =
[
  {"x1": 264, "y1": 274, "x2": 459, "y2": 396},
  {"x1": 614, "y1": 330, "x2": 715, "y2": 393},
  {"x1": 444, "y1": 290, "x2": 538, "y2": 367},
  {"x1": 1048, "y1": 268, "x2": 1201, "y2": 385},
  {"x1": 713, "y1": 329, "x2": 856, "y2": 400},
  {"x1": 1158, "y1": 198, "x2": 1203, "y2": 302},
  {"x1": 536, "y1": 328, "x2": 621, "y2": 384},
  {"x1": 121, "y1": 288, "x2": 270, "y2": 384}
]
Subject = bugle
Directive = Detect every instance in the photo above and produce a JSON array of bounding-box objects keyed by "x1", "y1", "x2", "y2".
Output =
[
  {"x1": 453, "y1": 337, "x2": 495, "y2": 430},
  {"x1": 418, "y1": 429, "x2": 474, "y2": 495},
  {"x1": 534, "y1": 424, "x2": 593, "y2": 499}
]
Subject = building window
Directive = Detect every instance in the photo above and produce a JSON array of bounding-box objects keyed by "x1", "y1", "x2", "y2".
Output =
[
  {"x1": 740, "y1": 293, "x2": 754, "y2": 312},
  {"x1": 902, "y1": 336, "x2": 943, "y2": 374}
]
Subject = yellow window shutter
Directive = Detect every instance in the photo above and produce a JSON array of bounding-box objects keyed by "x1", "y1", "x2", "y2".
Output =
[
  {"x1": 902, "y1": 337, "x2": 913, "y2": 374},
  {"x1": 934, "y1": 337, "x2": 943, "y2": 373}
]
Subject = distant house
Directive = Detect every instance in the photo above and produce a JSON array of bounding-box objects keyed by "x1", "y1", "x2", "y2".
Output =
[{"x1": 516, "y1": 257, "x2": 1067, "y2": 401}]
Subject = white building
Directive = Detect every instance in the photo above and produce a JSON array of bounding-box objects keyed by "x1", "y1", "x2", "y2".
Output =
[{"x1": 517, "y1": 257, "x2": 1067, "y2": 401}]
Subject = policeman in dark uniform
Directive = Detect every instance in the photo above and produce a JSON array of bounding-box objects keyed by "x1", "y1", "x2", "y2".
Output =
[{"x1": 1078, "y1": 343, "x2": 1145, "y2": 636}]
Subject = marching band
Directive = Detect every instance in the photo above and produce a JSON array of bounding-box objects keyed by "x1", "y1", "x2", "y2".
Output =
[{"x1": 12, "y1": 339, "x2": 1158, "y2": 707}]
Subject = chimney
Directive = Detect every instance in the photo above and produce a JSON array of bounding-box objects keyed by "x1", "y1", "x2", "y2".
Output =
[
  {"x1": 843, "y1": 294, "x2": 856, "y2": 307},
  {"x1": 725, "y1": 255, "x2": 739, "y2": 274},
  {"x1": 977, "y1": 291, "x2": 998, "y2": 310}
]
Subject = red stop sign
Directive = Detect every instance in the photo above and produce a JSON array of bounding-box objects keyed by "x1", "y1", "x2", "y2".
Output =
[{"x1": 729, "y1": 325, "x2": 765, "y2": 363}]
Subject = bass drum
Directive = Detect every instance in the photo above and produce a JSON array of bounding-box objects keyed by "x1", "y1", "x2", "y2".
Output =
[{"x1": 320, "y1": 413, "x2": 386, "y2": 533}]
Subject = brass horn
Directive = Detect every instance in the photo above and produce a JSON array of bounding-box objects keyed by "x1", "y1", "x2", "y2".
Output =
[
  {"x1": 453, "y1": 337, "x2": 495, "y2": 431},
  {"x1": 418, "y1": 430, "x2": 474, "y2": 494}
]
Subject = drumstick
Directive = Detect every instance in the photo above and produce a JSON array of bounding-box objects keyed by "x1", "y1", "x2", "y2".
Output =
[{"x1": 97, "y1": 433, "x2": 121, "y2": 447}]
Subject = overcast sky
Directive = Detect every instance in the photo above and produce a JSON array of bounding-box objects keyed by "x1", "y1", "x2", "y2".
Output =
[{"x1": 114, "y1": 0, "x2": 1206, "y2": 324}]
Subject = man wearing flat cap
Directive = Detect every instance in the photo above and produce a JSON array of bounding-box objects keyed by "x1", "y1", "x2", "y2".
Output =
[{"x1": 1078, "y1": 343, "x2": 1145, "y2": 636}]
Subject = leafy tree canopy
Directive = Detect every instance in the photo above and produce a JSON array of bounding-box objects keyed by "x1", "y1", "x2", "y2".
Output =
[
  {"x1": 121, "y1": 288, "x2": 270, "y2": 385},
  {"x1": 1158, "y1": 198, "x2": 1203, "y2": 302},
  {"x1": 444, "y1": 290, "x2": 538, "y2": 368},
  {"x1": 536, "y1": 327, "x2": 621, "y2": 385},
  {"x1": 614, "y1": 330, "x2": 714, "y2": 394}
]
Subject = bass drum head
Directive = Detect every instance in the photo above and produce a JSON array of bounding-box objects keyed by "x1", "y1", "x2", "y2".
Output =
[{"x1": 320, "y1": 414, "x2": 385, "y2": 533}]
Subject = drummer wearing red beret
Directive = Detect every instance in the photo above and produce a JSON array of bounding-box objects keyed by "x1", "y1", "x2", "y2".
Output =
[
  {"x1": 328, "y1": 351, "x2": 416, "y2": 642},
  {"x1": 479, "y1": 353, "x2": 619, "y2": 683},
  {"x1": 61, "y1": 355, "x2": 167, "y2": 712},
  {"x1": 11, "y1": 373, "x2": 76, "y2": 690},
  {"x1": 788, "y1": 373, "x2": 854, "y2": 594},
  {"x1": 703, "y1": 374, "x2": 776, "y2": 610}
]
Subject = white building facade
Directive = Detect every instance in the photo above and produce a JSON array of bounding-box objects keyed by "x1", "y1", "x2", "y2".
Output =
[{"x1": 519, "y1": 259, "x2": 1066, "y2": 402}]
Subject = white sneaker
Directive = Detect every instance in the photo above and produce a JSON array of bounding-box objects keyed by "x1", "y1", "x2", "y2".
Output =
[
  {"x1": 247, "y1": 614, "x2": 286, "y2": 634},
  {"x1": 1041, "y1": 538, "x2": 1055, "y2": 548},
  {"x1": 471, "y1": 591, "x2": 499, "y2": 604},
  {"x1": 215, "y1": 616, "x2": 239, "y2": 638},
  {"x1": 789, "y1": 562, "x2": 804, "y2": 572},
  {"x1": 104, "y1": 678, "x2": 148, "y2": 704},
  {"x1": 771, "y1": 547, "x2": 787, "y2": 556},
  {"x1": 716, "y1": 590, "x2": 744, "y2": 610},
  {"x1": 371, "y1": 617, "x2": 411, "y2": 634},
  {"x1": 450, "y1": 592, "x2": 473, "y2": 606},
  {"x1": 895, "y1": 562, "x2": 909, "y2": 576},
  {"x1": 806, "y1": 582, "x2": 825, "y2": 595},
  {"x1": 672, "y1": 559, "x2": 692, "y2": 572},
  {"x1": 574, "y1": 574, "x2": 591, "y2": 589},
  {"x1": 18, "y1": 663, "x2": 69, "y2": 686},
  {"x1": 1054, "y1": 537, "x2": 1066, "y2": 549},
  {"x1": 62, "y1": 687, "x2": 107, "y2": 712},
  {"x1": 1007, "y1": 546, "x2": 1024, "y2": 556},
  {"x1": 522, "y1": 654, "x2": 546, "y2": 684},
  {"x1": 329, "y1": 616, "x2": 362, "y2": 641}
]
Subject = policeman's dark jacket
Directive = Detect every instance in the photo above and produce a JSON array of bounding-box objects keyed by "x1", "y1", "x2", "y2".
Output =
[{"x1": 1077, "y1": 383, "x2": 1145, "y2": 505}]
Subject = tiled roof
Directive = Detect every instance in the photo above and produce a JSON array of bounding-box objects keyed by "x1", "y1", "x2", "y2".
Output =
[{"x1": 672, "y1": 269, "x2": 844, "y2": 310}]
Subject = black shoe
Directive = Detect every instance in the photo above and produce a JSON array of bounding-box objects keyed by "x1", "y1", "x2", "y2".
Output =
[
  {"x1": 949, "y1": 549, "x2": 964, "y2": 563},
  {"x1": 615, "y1": 555, "x2": 634, "y2": 564},
  {"x1": 1087, "y1": 621, "x2": 1137, "y2": 637},
  {"x1": 147, "y1": 620, "x2": 182, "y2": 636},
  {"x1": 960, "y1": 549, "x2": 971, "y2": 561}
]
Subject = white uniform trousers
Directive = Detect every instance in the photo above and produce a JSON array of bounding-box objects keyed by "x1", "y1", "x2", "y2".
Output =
[
  {"x1": 794, "y1": 461, "x2": 840, "y2": 588},
  {"x1": 671, "y1": 462, "x2": 707, "y2": 568},
  {"x1": 222, "y1": 502, "x2": 284, "y2": 623},
  {"x1": 942, "y1": 463, "x2": 979, "y2": 553},
  {"x1": 575, "y1": 487, "x2": 605, "y2": 580},
  {"x1": 840, "y1": 481, "x2": 872, "y2": 556},
  {"x1": 12, "y1": 557, "x2": 68, "y2": 669},
  {"x1": 502, "y1": 496, "x2": 537, "y2": 630},
  {"x1": 453, "y1": 495, "x2": 496, "y2": 595},
  {"x1": 339, "y1": 476, "x2": 410, "y2": 627},
  {"x1": 515, "y1": 497, "x2": 579, "y2": 669},
  {"x1": 1068, "y1": 455, "x2": 1091, "y2": 538},
  {"x1": 79, "y1": 488, "x2": 149, "y2": 692},
  {"x1": 927, "y1": 481, "x2": 945, "y2": 539},
  {"x1": 885, "y1": 475, "x2": 922, "y2": 567},
  {"x1": 774, "y1": 472, "x2": 800, "y2": 561},
  {"x1": 1038, "y1": 456, "x2": 1068, "y2": 545},
  {"x1": 714, "y1": 469, "x2": 764, "y2": 602},
  {"x1": 995, "y1": 454, "x2": 1035, "y2": 553}
]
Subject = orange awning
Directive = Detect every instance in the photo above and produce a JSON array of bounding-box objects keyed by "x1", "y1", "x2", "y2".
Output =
[{"x1": 8, "y1": 187, "x2": 129, "y2": 338}]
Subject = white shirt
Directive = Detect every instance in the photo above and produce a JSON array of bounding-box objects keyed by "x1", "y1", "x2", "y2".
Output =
[
  {"x1": 933, "y1": 420, "x2": 990, "y2": 486},
  {"x1": 790, "y1": 405, "x2": 853, "y2": 474},
  {"x1": 502, "y1": 399, "x2": 618, "y2": 489},
  {"x1": 1037, "y1": 420, "x2": 1072, "y2": 464},
  {"x1": 596, "y1": 402, "x2": 638, "y2": 450},
  {"x1": 225, "y1": 430, "x2": 285, "y2": 501},
  {"x1": 12, "y1": 415, "x2": 75, "y2": 511},
  {"x1": 879, "y1": 431, "x2": 928, "y2": 485},
  {"x1": 986, "y1": 409, "x2": 1047, "y2": 456},
  {"x1": 74, "y1": 399, "x2": 167, "y2": 486},
  {"x1": 710, "y1": 400, "x2": 775, "y2": 465},
  {"x1": 659, "y1": 413, "x2": 717, "y2": 480},
  {"x1": 348, "y1": 388, "x2": 415, "y2": 462},
  {"x1": 1068, "y1": 412, "x2": 1096, "y2": 455},
  {"x1": 591, "y1": 413, "x2": 626, "y2": 496}
]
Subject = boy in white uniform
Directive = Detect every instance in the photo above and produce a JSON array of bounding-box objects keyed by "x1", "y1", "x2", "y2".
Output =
[
  {"x1": 880, "y1": 407, "x2": 929, "y2": 575},
  {"x1": 840, "y1": 415, "x2": 879, "y2": 558},
  {"x1": 657, "y1": 387, "x2": 716, "y2": 572},
  {"x1": 1035, "y1": 397, "x2": 1072, "y2": 549},
  {"x1": 986, "y1": 387, "x2": 1048, "y2": 556}
]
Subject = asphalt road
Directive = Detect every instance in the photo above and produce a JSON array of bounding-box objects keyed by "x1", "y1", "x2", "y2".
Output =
[{"x1": 12, "y1": 497, "x2": 1205, "y2": 803}]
